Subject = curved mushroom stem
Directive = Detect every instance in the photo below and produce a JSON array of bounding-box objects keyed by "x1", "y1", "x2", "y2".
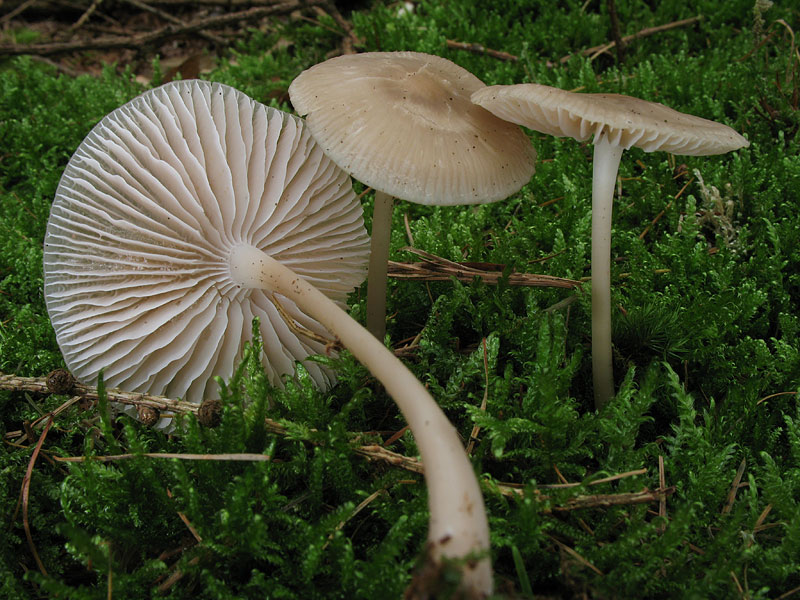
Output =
[
  {"x1": 229, "y1": 243, "x2": 492, "y2": 595},
  {"x1": 366, "y1": 190, "x2": 395, "y2": 340},
  {"x1": 591, "y1": 135, "x2": 624, "y2": 410}
]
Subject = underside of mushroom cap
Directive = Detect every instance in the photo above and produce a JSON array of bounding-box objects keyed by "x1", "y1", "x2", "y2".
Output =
[
  {"x1": 288, "y1": 51, "x2": 536, "y2": 205},
  {"x1": 472, "y1": 83, "x2": 749, "y2": 156},
  {"x1": 44, "y1": 80, "x2": 369, "y2": 424}
]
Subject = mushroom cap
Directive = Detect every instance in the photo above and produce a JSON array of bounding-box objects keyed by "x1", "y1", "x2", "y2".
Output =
[
  {"x1": 288, "y1": 51, "x2": 536, "y2": 205},
  {"x1": 44, "y1": 80, "x2": 369, "y2": 426},
  {"x1": 471, "y1": 83, "x2": 749, "y2": 156}
]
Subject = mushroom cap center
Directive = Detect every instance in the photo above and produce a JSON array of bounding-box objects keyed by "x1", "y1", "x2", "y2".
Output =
[{"x1": 389, "y1": 64, "x2": 473, "y2": 129}]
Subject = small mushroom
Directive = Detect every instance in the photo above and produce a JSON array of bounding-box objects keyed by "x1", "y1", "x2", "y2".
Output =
[
  {"x1": 44, "y1": 80, "x2": 493, "y2": 595},
  {"x1": 471, "y1": 84, "x2": 749, "y2": 409},
  {"x1": 289, "y1": 51, "x2": 536, "y2": 339}
]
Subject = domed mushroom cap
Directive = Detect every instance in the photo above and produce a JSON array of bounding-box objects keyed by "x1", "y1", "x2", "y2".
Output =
[
  {"x1": 471, "y1": 83, "x2": 749, "y2": 156},
  {"x1": 288, "y1": 51, "x2": 537, "y2": 205},
  {"x1": 44, "y1": 80, "x2": 369, "y2": 423}
]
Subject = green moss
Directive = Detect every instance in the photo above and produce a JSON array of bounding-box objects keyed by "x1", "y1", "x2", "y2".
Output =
[{"x1": 2, "y1": 1, "x2": 800, "y2": 598}]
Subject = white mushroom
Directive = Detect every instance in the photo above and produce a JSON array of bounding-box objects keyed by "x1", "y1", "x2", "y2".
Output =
[
  {"x1": 472, "y1": 84, "x2": 749, "y2": 409},
  {"x1": 44, "y1": 80, "x2": 493, "y2": 596},
  {"x1": 289, "y1": 51, "x2": 537, "y2": 339},
  {"x1": 44, "y1": 79, "x2": 369, "y2": 417}
]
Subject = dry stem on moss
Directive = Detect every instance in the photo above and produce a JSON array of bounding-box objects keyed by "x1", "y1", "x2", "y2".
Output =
[{"x1": 3, "y1": 372, "x2": 674, "y2": 512}]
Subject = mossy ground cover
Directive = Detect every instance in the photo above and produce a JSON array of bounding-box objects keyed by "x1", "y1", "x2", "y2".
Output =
[{"x1": 1, "y1": 1, "x2": 799, "y2": 598}]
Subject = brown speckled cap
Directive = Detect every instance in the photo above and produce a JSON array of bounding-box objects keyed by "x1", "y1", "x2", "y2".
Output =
[
  {"x1": 471, "y1": 83, "x2": 749, "y2": 155},
  {"x1": 288, "y1": 51, "x2": 537, "y2": 205}
]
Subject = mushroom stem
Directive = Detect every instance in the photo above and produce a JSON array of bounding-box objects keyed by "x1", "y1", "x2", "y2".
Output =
[
  {"x1": 591, "y1": 135, "x2": 624, "y2": 410},
  {"x1": 365, "y1": 190, "x2": 395, "y2": 340},
  {"x1": 228, "y1": 243, "x2": 492, "y2": 595}
]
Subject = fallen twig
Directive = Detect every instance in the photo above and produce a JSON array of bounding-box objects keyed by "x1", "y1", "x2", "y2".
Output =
[
  {"x1": 639, "y1": 176, "x2": 694, "y2": 240},
  {"x1": 317, "y1": 0, "x2": 359, "y2": 54},
  {"x1": 552, "y1": 15, "x2": 703, "y2": 66},
  {"x1": 445, "y1": 16, "x2": 702, "y2": 68},
  {"x1": 121, "y1": 0, "x2": 227, "y2": 45},
  {"x1": 606, "y1": 0, "x2": 626, "y2": 63},
  {"x1": 445, "y1": 39, "x2": 518, "y2": 62},
  {"x1": 526, "y1": 486, "x2": 676, "y2": 513},
  {"x1": 722, "y1": 458, "x2": 747, "y2": 515},
  {"x1": 388, "y1": 247, "x2": 580, "y2": 289},
  {"x1": 4, "y1": 373, "x2": 672, "y2": 515},
  {"x1": 531, "y1": 467, "x2": 648, "y2": 489},
  {"x1": 53, "y1": 452, "x2": 273, "y2": 463},
  {"x1": 0, "y1": 1, "x2": 325, "y2": 56},
  {"x1": 322, "y1": 487, "x2": 387, "y2": 550},
  {"x1": 756, "y1": 390, "x2": 798, "y2": 406},
  {"x1": 156, "y1": 554, "x2": 203, "y2": 594},
  {"x1": 466, "y1": 338, "x2": 489, "y2": 456},
  {"x1": 21, "y1": 416, "x2": 54, "y2": 576},
  {"x1": 0, "y1": 0, "x2": 38, "y2": 24},
  {"x1": 658, "y1": 455, "x2": 667, "y2": 530},
  {"x1": 547, "y1": 533, "x2": 604, "y2": 575},
  {"x1": 0, "y1": 372, "x2": 200, "y2": 420},
  {"x1": 68, "y1": 0, "x2": 103, "y2": 33},
  {"x1": 166, "y1": 488, "x2": 203, "y2": 543}
]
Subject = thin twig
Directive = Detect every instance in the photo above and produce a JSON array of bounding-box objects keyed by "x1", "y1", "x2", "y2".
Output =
[
  {"x1": 139, "y1": 0, "x2": 305, "y2": 5},
  {"x1": 322, "y1": 487, "x2": 386, "y2": 550},
  {"x1": 68, "y1": 0, "x2": 103, "y2": 32},
  {"x1": 730, "y1": 570, "x2": 745, "y2": 597},
  {"x1": 120, "y1": 0, "x2": 226, "y2": 45},
  {"x1": 317, "y1": 0, "x2": 359, "y2": 54},
  {"x1": 353, "y1": 444, "x2": 423, "y2": 475},
  {"x1": 53, "y1": 452, "x2": 273, "y2": 463},
  {"x1": 448, "y1": 16, "x2": 702, "y2": 67},
  {"x1": 607, "y1": 0, "x2": 625, "y2": 63},
  {"x1": 4, "y1": 374, "x2": 672, "y2": 514},
  {"x1": 445, "y1": 39, "x2": 518, "y2": 62},
  {"x1": 722, "y1": 459, "x2": 747, "y2": 515},
  {"x1": 639, "y1": 176, "x2": 694, "y2": 240},
  {"x1": 0, "y1": 1, "x2": 325, "y2": 56},
  {"x1": 547, "y1": 534, "x2": 604, "y2": 575},
  {"x1": 0, "y1": 0, "x2": 38, "y2": 24},
  {"x1": 166, "y1": 488, "x2": 203, "y2": 543},
  {"x1": 748, "y1": 504, "x2": 773, "y2": 548},
  {"x1": 466, "y1": 338, "x2": 489, "y2": 456},
  {"x1": 776, "y1": 584, "x2": 800, "y2": 600},
  {"x1": 535, "y1": 487, "x2": 676, "y2": 513},
  {"x1": 535, "y1": 467, "x2": 648, "y2": 489},
  {"x1": 156, "y1": 554, "x2": 202, "y2": 594},
  {"x1": 389, "y1": 246, "x2": 580, "y2": 289},
  {"x1": 21, "y1": 416, "x2": 53, "y2": 576},
  {"x1": 381, "y1": 425, "x2": 410, "y2": 448},
  {"x1": 403, "y1": 212, "x2": 414, "y2": 247},
  {"x1": 0, "y1": 373, "x2": 201, "y2": 421},
  {"x1": 753, "y1": 504, "x2": 772, "y2": 531},
  {"x1": 658, "y1": 455, "x2": 667, "y2": 529},
  {"x1": 553, "y1": 15, "x2": 703, "y2": 66},
  {"x1": 756, "y1": 390, "x2": 798, "y2": 405}
]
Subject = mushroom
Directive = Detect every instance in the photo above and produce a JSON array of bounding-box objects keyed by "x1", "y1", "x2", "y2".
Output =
[
  {"x1": 471, "y1": 84, "x2": 749, "y2": 409},
  {"x1": 44, "y1": 80, "x2": 493, "y2": 595},
  {"x1": 288, "y1": 51, "x2": 536, "y2": 339},
  {"x1": 44, "y1": 79, "x2": 370, "y2": 415}
]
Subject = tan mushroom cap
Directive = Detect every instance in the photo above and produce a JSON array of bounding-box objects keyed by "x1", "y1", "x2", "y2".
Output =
[
  {"x1": 288, "y1": 51, "x2": 537, "y2": 205},
  {"x1": 471, "y1": 83, "x2": 749, "y2": 156},
  {"x1": 44, "y1": 80, "x2": 369, "y2": 427}
]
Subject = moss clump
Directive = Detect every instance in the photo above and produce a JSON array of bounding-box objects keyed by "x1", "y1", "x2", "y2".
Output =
[{"x1": 2, "y1": 1, "x2": 800, "y2": 598}]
